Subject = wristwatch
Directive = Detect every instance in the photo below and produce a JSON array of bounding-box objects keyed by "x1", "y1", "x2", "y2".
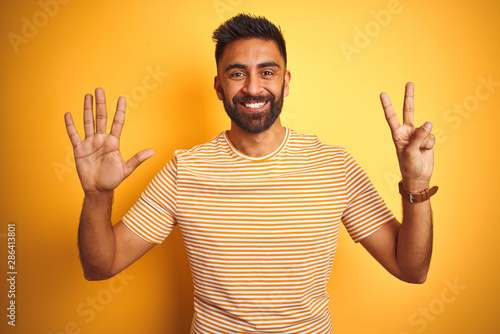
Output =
[{"x1": 398, "y1": 181, "x2": 438, "y2": 203}]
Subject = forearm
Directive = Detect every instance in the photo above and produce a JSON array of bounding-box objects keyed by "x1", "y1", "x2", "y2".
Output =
[
  {"x1": 78, "y1": 191, "x2": 116, "y2": 280},
  {"x1": 396, "y1": 179, "x2": 433, "y2": 283}
]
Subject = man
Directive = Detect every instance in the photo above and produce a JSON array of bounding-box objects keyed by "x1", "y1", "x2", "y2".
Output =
[{"x1": 64, "y1": 14, "x2": 437, "y2": 334}]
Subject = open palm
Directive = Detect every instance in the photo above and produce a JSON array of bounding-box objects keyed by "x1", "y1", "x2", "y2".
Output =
[{"x1": 65, "y1": 88, "x2": 155, "y2": 193}]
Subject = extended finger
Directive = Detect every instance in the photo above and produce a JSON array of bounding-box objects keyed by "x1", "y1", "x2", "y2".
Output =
[
  {"x1": 123, "y1": 149, "x2": 156, "y2": 178},
  {"x1": 403, "y1": 82, "x2": 415, "y2": 128},
  {"x1": 110, "y1": 96, "x2": 126, "y2": 139},
  {"x1": 65, "y1": 112, "x2": 82, "y2": 148},
  {"x1": 380, "y1": 92, "x2": 400, "y2": 133},
  {"x1": 407, "y1": 122, "x2": 433, "y2": 153},
  {"x1": 95, "y1": 87, "x2": 107, "y2": 134},
  {"x1": 83, "y1": 93, "x2": 94, "y2": 138}
]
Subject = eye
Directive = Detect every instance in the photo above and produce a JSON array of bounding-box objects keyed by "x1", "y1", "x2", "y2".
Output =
[
  {"x1": 262, "y1": 70, "x2": 274, "y2": 76},
  {"x1": 230, "y1": 72, "x2": 245, "y2": 78}
]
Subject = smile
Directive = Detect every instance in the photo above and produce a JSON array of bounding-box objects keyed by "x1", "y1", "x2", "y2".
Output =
[{"x1": 241, "y1": 101, "x2": 267, "y2": 109}]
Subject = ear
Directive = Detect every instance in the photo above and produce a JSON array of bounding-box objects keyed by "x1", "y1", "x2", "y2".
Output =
[
  {"x1": 214, "y1": 76, "x2": 223, "y2": 101},
  {"x1": 283, "y1": 70, "x2": 291, "y2": 97}
]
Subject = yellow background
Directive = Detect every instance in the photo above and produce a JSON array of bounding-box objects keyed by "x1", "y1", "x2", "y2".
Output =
[{"x1": 1, "y1": 0, "x2": 499, "y2": 333}]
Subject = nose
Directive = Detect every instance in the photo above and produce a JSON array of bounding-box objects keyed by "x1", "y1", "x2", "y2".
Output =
[{"x1": 242, "y1": 73, "x2": 264, "y2": 96}]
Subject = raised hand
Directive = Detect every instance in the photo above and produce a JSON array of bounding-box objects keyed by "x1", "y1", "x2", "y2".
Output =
[
  {"x1": 65, "y1": 88, "x2": 155, "y2": 194},
  {"x1": 380, "y1": 82, "x2": 435, "y2": 190}
]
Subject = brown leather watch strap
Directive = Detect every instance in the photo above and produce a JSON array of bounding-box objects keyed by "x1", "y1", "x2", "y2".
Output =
[{"x1": 398, "y1": 181, "x2": 439, "y2": 203}]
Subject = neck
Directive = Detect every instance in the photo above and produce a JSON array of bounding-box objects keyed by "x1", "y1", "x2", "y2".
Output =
[{"x1": 227, "y1": 119, "x2": 286, "y2": 158}]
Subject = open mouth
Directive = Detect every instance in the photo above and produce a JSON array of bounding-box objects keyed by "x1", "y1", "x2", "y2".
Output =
[{"x1": 240, "y1": 101, "x2": 268, "y2": 110}]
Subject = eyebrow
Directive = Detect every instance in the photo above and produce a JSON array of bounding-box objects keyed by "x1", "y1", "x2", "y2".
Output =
[{"x1": 224, "y1": 61, "x2": 281, "y2": 72}]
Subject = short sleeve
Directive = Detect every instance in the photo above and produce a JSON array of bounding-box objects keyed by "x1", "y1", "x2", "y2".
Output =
[
  {"x1": 341, "y1": 149, "x2": 395, "y2": 242},
  {"x1": 122, "y1": 158, "x2": 178, "y2": 244}
]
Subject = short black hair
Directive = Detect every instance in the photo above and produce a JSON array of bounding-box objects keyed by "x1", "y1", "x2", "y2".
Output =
[{"x1": 212, "y1": 13, "x2": 287, "y2": 67}]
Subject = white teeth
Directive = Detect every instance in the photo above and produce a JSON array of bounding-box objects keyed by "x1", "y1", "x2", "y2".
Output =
[{"x1": 244, "y1": 102, "x2": 266, "y2": 109}]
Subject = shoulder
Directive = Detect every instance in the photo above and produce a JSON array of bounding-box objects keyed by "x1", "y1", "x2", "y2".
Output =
[
  {"x1": 287, "y1": 128, "x2": 348, "y2": 158},
  {"x1": 173, "y1": 132, "x2": 229, "y2": 160}
]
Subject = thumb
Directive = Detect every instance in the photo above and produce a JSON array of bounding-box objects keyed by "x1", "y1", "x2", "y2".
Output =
[
  {"x1": 123, "y1": 148, "x2": 156, "y2": 178},
  {"x1": 406, "y1": 122, "x2": 432, "y2": 152}
]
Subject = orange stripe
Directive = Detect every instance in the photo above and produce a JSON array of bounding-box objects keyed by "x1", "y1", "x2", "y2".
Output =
[{"x1": 122, "y1": 129, "x2": 394, "y2": 333}]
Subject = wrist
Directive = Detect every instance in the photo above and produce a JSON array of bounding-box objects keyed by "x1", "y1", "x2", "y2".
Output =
[
  {"x1": 399, "y1": 179, "x2": 438, "y2": 204},
  {"x1": 401, "y1": 179, "x2": 430, "y2": 193},
  {"x1": 84, "y1": 190, "x2": 114, "y2": 203},
  {"x1": 81, "y1": 190, "x2": 114, "y2": 222}
]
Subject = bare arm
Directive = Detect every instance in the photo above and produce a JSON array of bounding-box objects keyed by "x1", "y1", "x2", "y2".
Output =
[
  {"x1": 360, "y1": 82, "x2": 435, "y2": 284},
  {"x1": 78, "y1": 193, "x2": 155, "y2": 280},
  {"x1": 65, "y1": 88, "x2": 155, "y2": 280},
  {"x1": 361, "y1": 205, "x2": 432, "y2": 284}
]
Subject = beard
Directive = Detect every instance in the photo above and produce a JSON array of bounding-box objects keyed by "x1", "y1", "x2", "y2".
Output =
[{"x1": 220, "y1": 82, "x2": 285, "y2": 134}]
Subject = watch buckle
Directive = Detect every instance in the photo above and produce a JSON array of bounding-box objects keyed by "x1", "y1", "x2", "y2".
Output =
[{"x1": 409, "y1": 194, "x2": 415, "y2": 204}]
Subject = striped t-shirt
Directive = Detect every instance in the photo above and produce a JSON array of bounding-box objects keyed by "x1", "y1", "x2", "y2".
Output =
[{"x1": 122, "y1": 128, "x2": 395, "y2": 334}]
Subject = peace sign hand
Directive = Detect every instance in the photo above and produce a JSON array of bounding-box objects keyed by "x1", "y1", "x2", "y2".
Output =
[
  {"x1": 64, "y1": 88, "x2": 155, "y2": 194},
  {"x1": 380, "y1": 82, "x2": 435, "y2": 191}
]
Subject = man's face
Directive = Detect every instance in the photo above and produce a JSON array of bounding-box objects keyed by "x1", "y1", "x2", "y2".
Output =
[{"x1": 214, "y1": 38, "x2": 291, "y2": 134}]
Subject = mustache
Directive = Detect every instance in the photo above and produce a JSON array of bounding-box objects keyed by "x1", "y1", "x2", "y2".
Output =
[{"x1": 233, "y1": 94, "x2": 275, "y2": 104}]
